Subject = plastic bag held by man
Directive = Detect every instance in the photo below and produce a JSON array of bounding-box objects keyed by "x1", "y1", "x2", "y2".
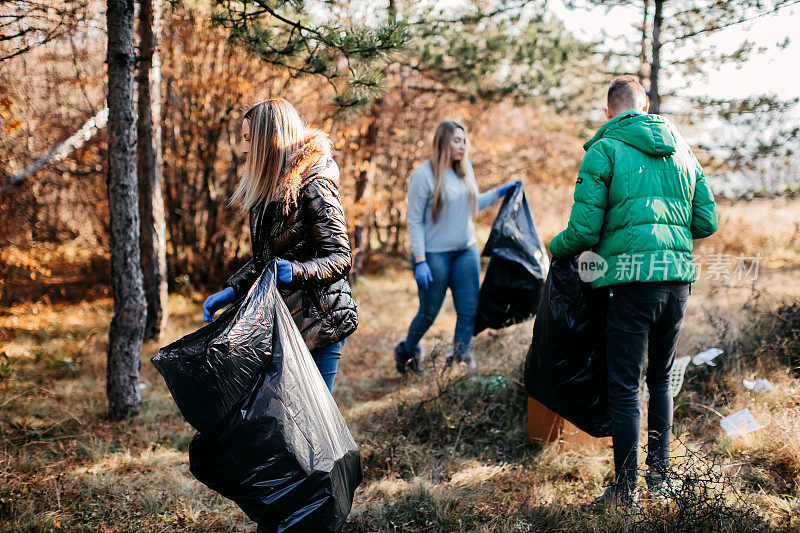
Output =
[
  {"x1": 152, "y1": 265, "x2": 362, "y2": 531},
  {"x1": 475, "y1": 181, "x2": 550, "y2": 334},
  {"x1": 524, "y1": 260, "x2": 611, "y2": 438}
]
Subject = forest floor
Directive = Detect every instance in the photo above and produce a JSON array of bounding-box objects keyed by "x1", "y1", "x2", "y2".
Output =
[{"x1": 2, "y1": 195, "x2": 800, "y2": 532}]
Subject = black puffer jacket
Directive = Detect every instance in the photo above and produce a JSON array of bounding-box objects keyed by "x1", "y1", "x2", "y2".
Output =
[{"x1": 224, "y1": 130, "x2": 358, "y2": 352}]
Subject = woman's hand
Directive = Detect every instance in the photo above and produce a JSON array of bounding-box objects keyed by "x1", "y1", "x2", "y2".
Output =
[
  {"x1": 276, "y1": 259, "x2": 293, "y2": 284},
  {"x1": 495, "y1": 181, "x2": 517, "y2": 198},
  {"x1": 203, "y1": 287, "x2": 235, "y2": 322},
  {"x1": 414, "y1": 261, "x2": 434, "y2": 291}
]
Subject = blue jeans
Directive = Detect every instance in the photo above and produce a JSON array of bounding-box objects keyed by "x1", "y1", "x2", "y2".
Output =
[
  {"x1": 310, "y1": 339, "x2": 345, "y2": 393},
  {"x1": 606, "y1": 282, "x2": 689, "y2": 490},
  {"x1": 405, "y1": 245, "x2": 480, "y2": 360}
]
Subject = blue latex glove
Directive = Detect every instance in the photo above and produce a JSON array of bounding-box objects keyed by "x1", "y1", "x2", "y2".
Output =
[
  {"x1": 203, "y1": 287, "x2": 235, "y2": 323},
  {"x1": 414, "y1": 261, "x2": 434, "y2": 291},
  {"x1": 495, "y1": 181, "x2": 517, "y2": 198},
  {"x1": 276, "y1": 259, "x2": 293, "y2": 284}
]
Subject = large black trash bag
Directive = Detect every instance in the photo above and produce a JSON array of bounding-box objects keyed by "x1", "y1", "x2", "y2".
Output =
[
  {"x1": 475, "y1": 181, "x2": 550, "y2": 334},
  {"x1": 524, "y1": 260, "x2": 611, "y2": 438},
  {"x1": 153, "y1": 266, "x2": 362, "y2": 531},
  {"x1": 151, "y1": 275, "x2": 275, "y2": 434}
]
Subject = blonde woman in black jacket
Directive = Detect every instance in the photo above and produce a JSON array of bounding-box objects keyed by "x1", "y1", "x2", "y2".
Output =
[{"x1": 202, "y1": 97, "x2": 358, "y2": 392}]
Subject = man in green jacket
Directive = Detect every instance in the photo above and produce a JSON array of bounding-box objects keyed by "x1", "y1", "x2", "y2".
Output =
[{"x1": 550, "y1": 76, "x2": 718, "y2": 504}]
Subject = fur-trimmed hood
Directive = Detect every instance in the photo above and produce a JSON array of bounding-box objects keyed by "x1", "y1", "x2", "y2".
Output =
[{"x1": 275, "y1": 128, "x2": 338, "y2": 210}]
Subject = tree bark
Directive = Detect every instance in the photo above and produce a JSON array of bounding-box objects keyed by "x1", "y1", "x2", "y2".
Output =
[
  {"x1": 137, "y1": 0, "x2": 168, "y2": 340},
  {"x1": 638, "y1": 0, "x2": 650, "y2": 85},
  {"x1": 349, "y1": 97, "x2": 384, "y2": 284},
  {"x1": 348, "y1": 0, "x2": 396, "y2": 284},
  {"x1": 648, "y1": 0, "x2": 663, "y2": 114},
  {"x1": 107, "y1": 0, "x2": 145, "y2": 420}
]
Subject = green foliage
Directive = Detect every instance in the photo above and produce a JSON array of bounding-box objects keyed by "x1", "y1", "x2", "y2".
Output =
[
  {"x1": 210, "y1": 0, "x2": 595, "y2": 112},
  {"x1": 692, "y1": 95, "x2": 800, "y2": 178},
  {"x1": 403, "y1": 1, "x2": 596, "y2": 108},
  {"x1": 211, "y1": 0, "x2": 410, "y2": 109},
  {"x1": 45, "y1": 350, "x2": 81, "y2": 376}
]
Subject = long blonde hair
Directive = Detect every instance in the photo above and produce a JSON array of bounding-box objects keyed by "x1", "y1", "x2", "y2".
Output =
[
  {"x1": 230, "y1": 98, "x2": 306, "y2": 211},
  {"x1": 430, "y1": 120, "x2": 476, "y2": 223}
]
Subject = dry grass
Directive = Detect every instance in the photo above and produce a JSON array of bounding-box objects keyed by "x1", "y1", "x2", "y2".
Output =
[
  {"x1": 2, "y1": 195, "x2": 800, "y2": 531},
  {"x1": 695, "y1": 197, "x2": 800, "y2": 267},
  {"x1": 342, "y1": 260, "x2": 800, "y2": 532}
]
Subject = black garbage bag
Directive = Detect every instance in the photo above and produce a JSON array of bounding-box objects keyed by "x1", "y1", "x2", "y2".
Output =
[
  {"x1": 475, "y1": 181, "x2": 550, "y2": 334},
  {"x1": 152, "y1": 265, "x2": 362, "y2": 532},
  {"x1": 523, "y1": 260, "x2": 611, "y2": 438},
  {"x1": 151, "y1": 286, "x2": 272, "y2": 434}
]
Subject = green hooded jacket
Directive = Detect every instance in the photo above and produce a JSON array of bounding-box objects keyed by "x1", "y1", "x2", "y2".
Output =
[{"x1": 549, "y1": 111, "x2": 718, "y2": 288}]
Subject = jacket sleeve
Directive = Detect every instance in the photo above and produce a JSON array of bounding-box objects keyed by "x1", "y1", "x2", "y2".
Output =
[
  {"x1": 690, "y1": 157, "x2": 718, "y2": 239},
  {"x1": 549, "y1": 144, "x2": 612, "y2": 258},
  {"x1": 223, "y1": 258, "x2": 258, "y2": 299},
  {"x1": 406, "y1": 165, "x2": 431, "y2": 260},
  {"x1": 288, "y1": 179, "x2": 352, "y2": 286}
]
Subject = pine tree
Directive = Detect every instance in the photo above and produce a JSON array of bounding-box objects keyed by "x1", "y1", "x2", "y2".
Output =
[
  {"x1": 137, "y1": 0, "x2": 168, "y2": 341},
  {"x1": 566, "y1": 0, "x2": 799, "y2": 112},
  {"x1": 106, "y1": 0, "x2": 146, "y2": 419},
  {"x1": 342, "y1": 0, "x2": 594, "y2": 278},
  {"x1": 565, "y1": 0, "x2": 800, "y2": 182},
  {"x1": 401, "y1": 1, "x2": 593, "y2": 107},
  {"x1": 211, "y1": 0, "x2": 410, "y2": 109}
]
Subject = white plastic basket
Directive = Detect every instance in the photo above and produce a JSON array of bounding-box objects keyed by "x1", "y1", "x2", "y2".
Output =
[{"x1": 641, "y1": 355, "x2": 692, "y2": 400}]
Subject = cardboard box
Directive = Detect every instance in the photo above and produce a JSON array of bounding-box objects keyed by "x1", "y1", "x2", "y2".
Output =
[{"x1": 526, "y1": 396, "x2": 612, "y2": 450}]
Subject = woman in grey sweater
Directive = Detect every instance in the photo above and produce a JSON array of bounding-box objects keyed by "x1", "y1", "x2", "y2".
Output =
[{"x1": 394, "y1": 120, "x2": 515, "y2": 373}]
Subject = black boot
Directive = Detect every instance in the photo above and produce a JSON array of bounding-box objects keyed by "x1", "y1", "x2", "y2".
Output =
[{"x1": 394, "y1": 341, "x2": 423, "y2": 374}]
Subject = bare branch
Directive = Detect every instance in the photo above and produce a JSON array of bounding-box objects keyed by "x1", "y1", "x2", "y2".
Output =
[
  {"x1": 4, "y1": 108, "x2": 108, "y2": 190},
  {"x1": 664, "y1": 0, "x2": 800, "y2": 44}
]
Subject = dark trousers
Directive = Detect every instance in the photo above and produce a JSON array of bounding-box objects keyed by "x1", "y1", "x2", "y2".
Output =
[{"x1": 605, "y1": 281, "x2": 690, "y2": 490}]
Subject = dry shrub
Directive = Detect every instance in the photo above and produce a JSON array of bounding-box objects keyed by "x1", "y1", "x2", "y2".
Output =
[
  {"x1": 392, "y1": 373, "x2": 527, "y2": 460},
  {"x1": 754, "y1": 302, "x2": 800, "y2": 373},
  {"x1": 630, "y1": 438, "x2": 772, "y2": 533},
  {"x1": 758, "y1": 443, "x2": 800, "y2": 496},
  {"x1": 355, "y1": 368, "x2": 530, "y2": 485}
]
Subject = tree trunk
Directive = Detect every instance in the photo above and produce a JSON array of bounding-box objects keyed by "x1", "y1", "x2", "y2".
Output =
[
  {"x1": 638, "y1": 0, "x2": 650, "y2": 85},
  {"x1": 349, "y1": 0, "x2": 396, "y2": 284},
  {"x1": 137, "y1": 0, "x2": 168, "y2": 340},
  {"x1": 107, "y1": 0, "x2": 145, "y2": 419},
  {"x1": 648, "y1": 0, "x2": 663, "y2": 114},
  {"x1": 349, "y1": 97, "x2": 384, "y2": 284}
]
